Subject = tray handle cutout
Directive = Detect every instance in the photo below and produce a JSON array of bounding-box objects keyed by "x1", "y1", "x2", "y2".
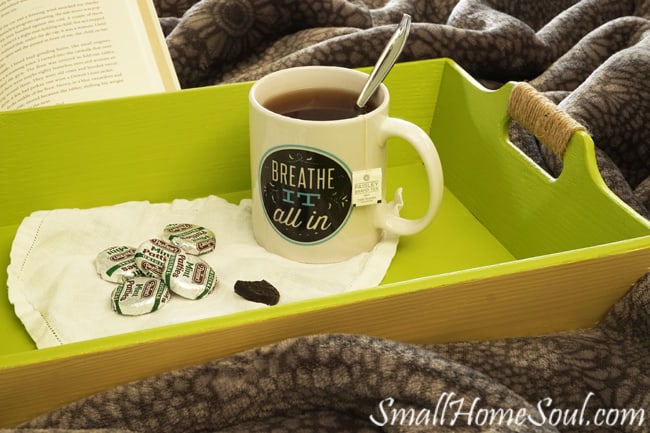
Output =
[{"x1": 507, "y1": 82, "x2": 585, "y2": 159}]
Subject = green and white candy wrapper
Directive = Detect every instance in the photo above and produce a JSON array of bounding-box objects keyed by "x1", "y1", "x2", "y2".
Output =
[
  {"x1": 94, "y1": 246, "x2": 143, "y2": 283},
  {"x1": 111, "y1": 277, "x2": 171, "y2": 315},
  {"x1": 163, "y1": 253, "x2": 217, "y2": 300},
  {"x1": 164, "y1": 223, "x2": 216, "y2": 255},
  {"x1": 134, "y1": 238, "x2": 182, "y2": 278}
]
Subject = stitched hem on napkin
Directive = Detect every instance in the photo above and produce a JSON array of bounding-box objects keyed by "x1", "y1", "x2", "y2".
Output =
[{"x1": 7, "y1": 196, "x2": 399, "y2": 348}]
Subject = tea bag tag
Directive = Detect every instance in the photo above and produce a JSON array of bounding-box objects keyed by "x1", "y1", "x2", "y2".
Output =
[{"x1": 352, "y1": 168, "x2": 383, "y2": 207}]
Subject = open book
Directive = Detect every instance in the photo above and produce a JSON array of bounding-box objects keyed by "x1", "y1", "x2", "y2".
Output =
[{"x1": 0, "y1": 0, "x2": 180, "y2": 111}]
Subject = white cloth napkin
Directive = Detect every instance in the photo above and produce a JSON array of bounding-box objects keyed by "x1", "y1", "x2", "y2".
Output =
[{"x1": 7, "y1": 196, "x2": 398, "y2": 348}]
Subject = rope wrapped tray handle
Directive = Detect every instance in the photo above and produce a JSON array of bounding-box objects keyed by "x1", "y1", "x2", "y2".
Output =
[{"x1": 507, "y1": 82, "x2": 586, "y2": 159}]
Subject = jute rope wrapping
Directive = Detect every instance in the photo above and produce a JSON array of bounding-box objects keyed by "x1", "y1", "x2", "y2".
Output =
[{"x1": 508, "y1": 82, "x2": 586, "y2": 159}]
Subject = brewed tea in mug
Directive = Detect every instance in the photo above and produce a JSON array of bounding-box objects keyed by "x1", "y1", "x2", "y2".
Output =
[{"x1": 249, "y1": 66, "x2": 444, "y2": 263}]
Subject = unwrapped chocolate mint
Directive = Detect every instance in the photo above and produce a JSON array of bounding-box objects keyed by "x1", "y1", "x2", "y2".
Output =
[{"x1": 234, "y1": 280, "x2": 280, "y2": 305}]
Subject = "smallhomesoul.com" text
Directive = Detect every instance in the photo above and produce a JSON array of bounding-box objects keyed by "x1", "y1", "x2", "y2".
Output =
[{"x1": 370, "y1": 392, "x2": 645, "y2": 428}]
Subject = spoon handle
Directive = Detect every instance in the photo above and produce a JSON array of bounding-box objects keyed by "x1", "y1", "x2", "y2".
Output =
[{"x1": 356, "y1": 14, "x2": 412, "y2": 109}]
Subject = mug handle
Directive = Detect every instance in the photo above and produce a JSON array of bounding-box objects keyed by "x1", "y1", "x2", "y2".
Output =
[{"x1": 374, "y1": 117, "x2": 444, "y2": 235}]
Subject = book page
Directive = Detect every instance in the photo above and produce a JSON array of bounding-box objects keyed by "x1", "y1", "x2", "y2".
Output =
[{"x1": 0, "y1": 0, "x2": 179, "y2": 111}]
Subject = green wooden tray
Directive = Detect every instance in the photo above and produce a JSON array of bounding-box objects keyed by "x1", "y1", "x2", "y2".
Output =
[{"x1": 2, "y1": 58, "x2": 650, "y2": 426}]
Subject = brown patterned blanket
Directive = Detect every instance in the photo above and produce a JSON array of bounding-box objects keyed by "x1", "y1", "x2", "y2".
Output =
[{"x1": 4, "y1": 0, "x2": 649, "y2": 431}]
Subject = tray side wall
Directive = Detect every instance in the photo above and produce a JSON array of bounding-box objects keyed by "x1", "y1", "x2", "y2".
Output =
[
  {"x1": 0, "y1": 84, "x2": 251, "y2": 228},
  {"x1": 432, "y1": 62, "x2": 650, "y2": 258},
  {"x1": 2, "y1": 244, "x2": 649, "y2": 427}
]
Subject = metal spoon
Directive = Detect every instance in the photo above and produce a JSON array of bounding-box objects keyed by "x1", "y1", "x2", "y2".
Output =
[{"x1": 356, "y1": 14, "x2": 412, "y2": 111}]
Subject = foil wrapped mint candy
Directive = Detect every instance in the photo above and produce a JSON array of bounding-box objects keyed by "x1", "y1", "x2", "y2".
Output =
[
  {"x1": 164, "y1": 223, "x2": 216, "y2": 256},
  {"x1": 94, "y1": 246, "x2": 143, "y2": 283},
  {"x1": 111, "y1": 277, "x2": 171, "y2": 315},
  {"x1": 163, "y1": 253, "x2": 218, "y2": 300},
  {"x1": 134, "y1": 238, "x2": 182, "y2": 278}
]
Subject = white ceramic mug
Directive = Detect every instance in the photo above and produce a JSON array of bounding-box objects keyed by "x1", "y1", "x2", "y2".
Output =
[{"x1": 249, "y1": 66, "x2": 443, "y2": 263}]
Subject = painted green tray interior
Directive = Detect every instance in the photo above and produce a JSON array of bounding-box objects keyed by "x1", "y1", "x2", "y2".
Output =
[{"x1": 1, "y1": 59, "x2": 649, "y2": 360}]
